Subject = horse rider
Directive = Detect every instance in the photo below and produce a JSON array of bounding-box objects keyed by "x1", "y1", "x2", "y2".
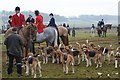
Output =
[
  {"x1": 47, "y1": 13, "x2": 60, "y2": 46},
  {"x1": 12, "y1": 6, "x2": 26, "y2": 33},
  {"x1": 34, "y1": 10, "x2": 46, "y2": 34},
  {"x1": 91, "y1": 24, "x2": 95, "y2": 30},
  {"x1": 4, "y1": 28, "x2": 24, "y2": 77},
  {"x1": 8, "y1": 15, "x2": 12, "y2": 27},
  {"x1": 100, "y1": 19, "x2": 104, "y2": 28},
  {"x1": 26, "y1": 15, "x2": 35, "y2": 25}
]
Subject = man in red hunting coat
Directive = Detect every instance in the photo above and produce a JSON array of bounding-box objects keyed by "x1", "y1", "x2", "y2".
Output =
[
  {"x1": 12, "y1": 6, "x2": 26, "y2": 32},
  {"x1": 34, "y1": 10, "x2": 46, "y2": 33}
]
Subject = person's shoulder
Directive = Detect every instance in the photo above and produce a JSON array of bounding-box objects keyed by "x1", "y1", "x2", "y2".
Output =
[
  {"x1": 20, "y1": 13, "x2": 25, "y2": 17},
  {"x1": 39, "y1": 15, "x2": 43, "y2": 18},
  {"x1": 12, "y1": 14, "x2": 17, "y2": 17}
]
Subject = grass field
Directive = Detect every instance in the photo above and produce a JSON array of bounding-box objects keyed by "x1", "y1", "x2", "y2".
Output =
[{"x1": 1, "y1": 28, "x2": 120, "y2": 79}]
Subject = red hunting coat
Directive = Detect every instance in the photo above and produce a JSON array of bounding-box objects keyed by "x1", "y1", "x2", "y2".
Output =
[
  {"x1": 12, "y1": 13, "x2": 26, "y2": 28},
  {"x1": 35, "y1": 15, "x2": 46, "y2": 33}
]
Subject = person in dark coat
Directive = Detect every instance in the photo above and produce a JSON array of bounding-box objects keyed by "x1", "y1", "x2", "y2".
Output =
[
  {"x1": 47, "y1": 13, "x2": 60, "y2": 46},
  {"x1": 67, "y1": 24, "x2": 70, "y2": 35},
  {"x1": 8, "y1": 15, "x2": 12, "y2": 27},
  {"x1": 100, "y1": 19, "x2": 104, "y2": 27},
  {"x1": 26, "y1": 15, "x2": 35, "y2": 24},
  {"x1": 72, "y1": 27, "x2": 75, "y2": 37},
  {"x1": 47, "y1": 13, "x2": 57, "y2": 28},
  {"x1": 4, "y1": 28, "x2": 24, "y2": 77}
]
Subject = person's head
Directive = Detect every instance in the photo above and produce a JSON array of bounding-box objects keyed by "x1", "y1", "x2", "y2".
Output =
[
  {"x1": 49, "y1": 13, "x2": 54, "y2": 18},
  {"x1": 34, "y1": 10, "x2": 39, "y2": 16},
  {"x1": 92, "y1": 24, "x2": 94, "y2": 26},
  {"x1": 29, "y1": 15, "x2": 32, "y2": 18},
  {"x1": 102, "y1": 19, "x2": 103, "y2": 21},
  {"x1": 67, "y1": 24, "x2": 69, "y2": 27},
  {"x1": 12, "y1": 28, "x2": 17, "y2": 33},
  {"x1": 63, "y1": 23, "x2": 66, "y2": 27},
  {"x1": 15, "y1": 6, "x2": 20, "y2": 14},
  {"x1": 9, "y1": 15, "x2": 12, "y2": 19}
]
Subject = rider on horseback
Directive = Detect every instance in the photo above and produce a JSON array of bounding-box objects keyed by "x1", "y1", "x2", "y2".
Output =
[
  {"x1": 12, "y1": 6, "x2": 26, "y2": 33},
  {"x1": 34, "y1": 10, "x2": 46, "y2": 33},
  {"x1": 47, "y1": 13, "x2": 60, "y2": 46}
]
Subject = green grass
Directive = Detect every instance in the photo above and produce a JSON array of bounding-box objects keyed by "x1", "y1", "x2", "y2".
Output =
[{"x1": 2, "y1": 28, "x2": 120, "y2": 79}]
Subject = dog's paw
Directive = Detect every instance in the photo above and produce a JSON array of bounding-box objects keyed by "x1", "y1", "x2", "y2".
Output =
[
  {"x1": 72, "y1": 71, "x2": 75, "y2": 74},
  {"x1": 39, "y1": 74, "x2": 42, "y2": 78},
  {"x1": 65, "y1": 72, "x2": 68, "y2": 75},
  {"x1": 86, "y1": 65, "x2": 89, "y2": 67}
]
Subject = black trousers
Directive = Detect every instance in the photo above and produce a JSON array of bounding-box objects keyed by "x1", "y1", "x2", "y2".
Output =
[{"x1": 7, "y1": 54, "x2": 22, "y2": 75}]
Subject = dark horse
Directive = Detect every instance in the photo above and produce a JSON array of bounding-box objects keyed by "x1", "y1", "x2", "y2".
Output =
[{"x1": 96, "y1": 25, "x2": 108, "y2": 37}]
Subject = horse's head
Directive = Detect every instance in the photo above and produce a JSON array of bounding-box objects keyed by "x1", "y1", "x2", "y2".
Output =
[{"x1": 26, "y1": 24, "x2": 37, "y2": 41}]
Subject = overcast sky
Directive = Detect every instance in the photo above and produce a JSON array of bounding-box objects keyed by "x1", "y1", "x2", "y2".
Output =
[{"x1": 0, "y1": 0, "x2": 119, "y2": 17}]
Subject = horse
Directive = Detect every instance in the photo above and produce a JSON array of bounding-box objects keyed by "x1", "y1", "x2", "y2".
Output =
[
  {"x1": 5, "y1": 24, "x2": 36, "y2": 57},
  {"x1": 101, "y1": 25, "x2": 107, "y2": 37},
  {"x1": 96, "y1": 25, "x2": 108, "y2": 37},
  {"x1": 36, "y1": 26, "x2": 69, "y2": 46},
  {"x1": 58, "y1": 26, "x2": 69, "y2": 46}
]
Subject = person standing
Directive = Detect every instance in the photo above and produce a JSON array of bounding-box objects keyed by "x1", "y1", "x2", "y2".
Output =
[
  {"x1": 4, "y1": 28, "x2": 24, "y2": 77},
  {"x1": 67, "y1": 24, "x2": 70, "y2": 35},
  {"x1": 72, "y1": 27, "x2": 75, "y2": 37},
  {"x1": 12, "y1": 6, "x2": 26, "y2": 32},
  {"x1": 26, "y1": 15, "x2": 35, "y2": 24}
]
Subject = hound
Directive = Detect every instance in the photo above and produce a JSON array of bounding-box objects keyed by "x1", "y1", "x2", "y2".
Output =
[
  {"x1": 25, "y1": 52, "x2": 42, "y2": 78},
  {"x1": 55, "y1": 44, "x2": 75, "y2": 74},
  {"x1": 81, "y1": 41, "x2": 102, "y2": 68},
  {"x1": 115, "y1": 47, "x2": 120, "y2": 68},
  {"x1": 39, "y1": 46, "x2": 55, "y2": 64}
]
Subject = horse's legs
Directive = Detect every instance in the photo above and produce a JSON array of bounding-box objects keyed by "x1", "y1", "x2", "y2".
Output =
[
  {"x1": 61, "y1": 35, "x2": 69, "y2": 46},
  {"x1": 60, "y1": 36, "x2": 65, "y2": 45}
]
